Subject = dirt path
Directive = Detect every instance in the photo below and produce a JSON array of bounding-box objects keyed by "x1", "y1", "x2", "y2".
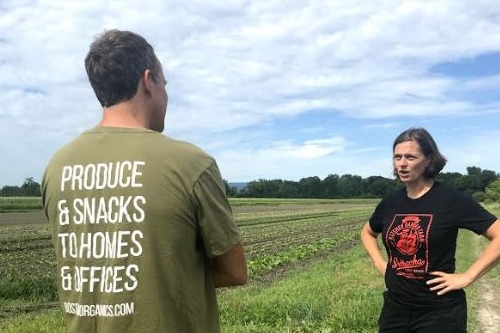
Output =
[
  {"x1": 0, "y1": 211, "x2": 46, "y2": 226},
  {"x1": 477, "y1": 278, "x2": 500, "y2": 333},
  {"x1": 475, "y1": 236, "x2": 500, "y2": 333}
]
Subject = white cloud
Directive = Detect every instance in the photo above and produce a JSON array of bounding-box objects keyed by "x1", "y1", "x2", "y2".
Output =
[
  {"x1": 267, "y1": 137, "x2": 346, "y2": 159},
  {"x1": 444, "y1": 130, "x2": 500, "y2": 174},
  {"x1": 0, "y1": 0, "x2": 500, "y2": 185}
]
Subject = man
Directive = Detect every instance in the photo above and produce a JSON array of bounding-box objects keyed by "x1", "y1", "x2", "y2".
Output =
[{"x1": 42, "y1": 29, "x2": 247, "y2": 333}]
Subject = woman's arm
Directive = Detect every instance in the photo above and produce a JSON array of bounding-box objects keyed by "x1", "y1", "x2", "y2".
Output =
[
  {"x1": 361, "y1": 222, "x2": 387, "y2": 276},
  {"x1": 427, "y1": 219, "x2": 500, "y2": 295}
]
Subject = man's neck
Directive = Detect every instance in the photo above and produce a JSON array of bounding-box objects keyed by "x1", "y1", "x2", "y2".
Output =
[{"x1": 98, "y1": 102, "x2": 148, "y2": 129}]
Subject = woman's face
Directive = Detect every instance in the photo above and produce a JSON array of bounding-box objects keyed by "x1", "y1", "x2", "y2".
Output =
[{"x1": 393, "y1": 140, "x2": 430, "y2": 185}]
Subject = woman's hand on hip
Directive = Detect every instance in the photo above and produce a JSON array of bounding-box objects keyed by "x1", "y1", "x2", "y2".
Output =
[{"x1": 426, "y1": 271, "x2": 474, "y2": 295}]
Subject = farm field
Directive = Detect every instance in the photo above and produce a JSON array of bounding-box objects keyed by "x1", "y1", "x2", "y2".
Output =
[
  {"x1": 0, "y1": 198, "x2": 498, "y2": 332},
  {"x1": 0, "y1": 197, "x2": 42, "y2": 212}
]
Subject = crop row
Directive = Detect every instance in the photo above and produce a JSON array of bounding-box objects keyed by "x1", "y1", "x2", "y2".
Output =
[
  {"x1": 240, "y1": 209, "x2": 370, "y2": 244},
  {"x1": 233, "y1": 206, "x2": 372, "y2": 277},
  {"x1": 0, "y1": 204, "x2": 372, "y2": 313},
  {"x1": 246, "y1": 229, "x2": 361, "y2": 276},
  {"x1": 245, "y1": 223, "x2": 356, "y2": 256},
  {"x1": 235, "y1": 207, "x2": 369, "y2": 226},
  {"x1": 0, "y1": 197, "x2": 42, "y2": 212}
]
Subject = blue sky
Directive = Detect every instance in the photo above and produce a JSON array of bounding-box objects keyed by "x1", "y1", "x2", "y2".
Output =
[{"x1": 1, "y1": 0, "x2": 500, "y2": 186}]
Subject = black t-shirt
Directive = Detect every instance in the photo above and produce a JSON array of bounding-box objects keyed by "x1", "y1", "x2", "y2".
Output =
[{"x1": 369, "y1": 181, "x2": 497, "y2": 308}]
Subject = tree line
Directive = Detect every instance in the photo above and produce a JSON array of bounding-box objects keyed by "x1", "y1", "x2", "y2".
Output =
[
  {"x1": 224, "y1": 166, "x2": 499, "y2": 202},
  {"x1": 0, "y1": 177, "x2": 41, "y2": 196},
  {"x1": 1, "y1": 166, "x2": 499, "y2": 202}
]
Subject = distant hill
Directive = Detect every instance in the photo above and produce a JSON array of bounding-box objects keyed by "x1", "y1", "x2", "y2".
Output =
[{"x1": 229, "y1": 182, "x2": 247, "y2": 190}]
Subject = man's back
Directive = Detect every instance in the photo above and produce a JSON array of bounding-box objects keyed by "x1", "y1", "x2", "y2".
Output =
[{"x1": 42, "y1": 127, "x2": 241, "y2": 333}]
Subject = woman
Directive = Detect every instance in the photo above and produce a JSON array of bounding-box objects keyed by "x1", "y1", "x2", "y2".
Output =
[{"x1": 361, "y1": 127, "x2": 500, "y2": 333}]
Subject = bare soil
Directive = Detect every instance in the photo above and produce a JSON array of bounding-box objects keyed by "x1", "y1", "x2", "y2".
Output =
[
  {"x1": 477, "y1": 278, "x2": 500, "y2": 333},
  {"x1": 474, "y1": 235, "x2": 500, "y2": 333},
  {"x1": 0, "y1": 211, "x2": 46, "y2": 226}
]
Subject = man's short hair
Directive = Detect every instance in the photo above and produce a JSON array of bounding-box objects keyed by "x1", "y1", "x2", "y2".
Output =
[{"x1": 85, "y1": 29, "x2": 160, "y2": 107}]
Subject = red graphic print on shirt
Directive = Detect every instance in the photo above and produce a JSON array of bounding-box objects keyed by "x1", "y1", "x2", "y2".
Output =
[{"x1": 386, "y1": 214, "x2": 433, "y2": 279}]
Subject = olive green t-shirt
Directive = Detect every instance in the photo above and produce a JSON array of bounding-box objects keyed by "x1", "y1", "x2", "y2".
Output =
[{"x1": 41, "y1": 127, "x2": 241, "y2": 333}]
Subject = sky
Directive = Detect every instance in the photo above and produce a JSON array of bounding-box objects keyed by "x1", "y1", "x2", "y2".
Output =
[{"x1": 1, "y1": 0, "x2": 500, "y2": 187}]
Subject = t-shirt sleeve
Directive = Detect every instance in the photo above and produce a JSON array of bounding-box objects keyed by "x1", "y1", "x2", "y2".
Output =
[
  {"x1": 193, "y1": 161, "x2": 241, "y2": 258},
  {"x1": 454, "y1": 192, "x2": 497, "y2": 235},
  {"x1": 369, "y1": 198, "x2": 387, "y2": 234}
]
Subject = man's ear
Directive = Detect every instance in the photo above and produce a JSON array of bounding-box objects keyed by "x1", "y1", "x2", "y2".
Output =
[{"x1": 142, "y1": 69, "x2": 155, "y2": 94}]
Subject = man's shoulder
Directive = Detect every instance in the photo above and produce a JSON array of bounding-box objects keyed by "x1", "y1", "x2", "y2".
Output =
[
  {"x1": 47, "y1": 132, "x2": 88, "y2": 162},
  {"x1": 160, "y1": 136, "x2": 214, "y2": 162},
  {"x1": 45, "y1": 129, "x2": 216, "y2": 177},
  {"x1": 163, "y1": 136, "x2": 206, "y2": 153},
  {"x1": 55, "y1": 128, "x2": 211, "y2": 159}
]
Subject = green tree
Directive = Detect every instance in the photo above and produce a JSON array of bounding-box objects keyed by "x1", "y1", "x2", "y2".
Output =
[
  {"x1": 0, "y1": 185, "x2": 22, "y2": 196},
  {"x1": 242, "y1": 179, "x2": 269, "y2": 197},
  {"x1": 275, "y1": 180, "x2": 299, "y2": 198},
  {"x1": 478, "y1": 169, "x2": 498, "y2": 189},
  {"x1": 322, "y1": 174, "x2": 339, "y2": 198},
  {"x1": 337, "y1": 174, "x2": 363, "y2": 198},
  {"x1": 0, "y1": 177, "x2": 41, "y2": 196},
  {"x1": 223, "y1": 179, "x2": 238, "y2": 197},
  {"x1": 226, "y1": 166, "x2": 497, "y2": 199},
  {"x1": 484, "y1": 179, "x2": 500, "y2": 203},
  {"x1": 436, "y1": 172, "x2": 463, "y2": 188},
  {"x1": 21, "y1": 177, "x2": 41, "y2": 196},
  {"x1": 298, "y1": 176, "x2": 322, "y2": 198},
  {"x1": 364, "y1": 176, "x2": 398, "y2": 198}
]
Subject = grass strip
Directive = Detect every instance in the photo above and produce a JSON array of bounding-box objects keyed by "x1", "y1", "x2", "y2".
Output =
[
  {"x1": 219, "y1": 243, "x2": 384, "y2": 333},
  {"x1": 0, "y1": 310, "x2": 65, "y2": 333}
]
